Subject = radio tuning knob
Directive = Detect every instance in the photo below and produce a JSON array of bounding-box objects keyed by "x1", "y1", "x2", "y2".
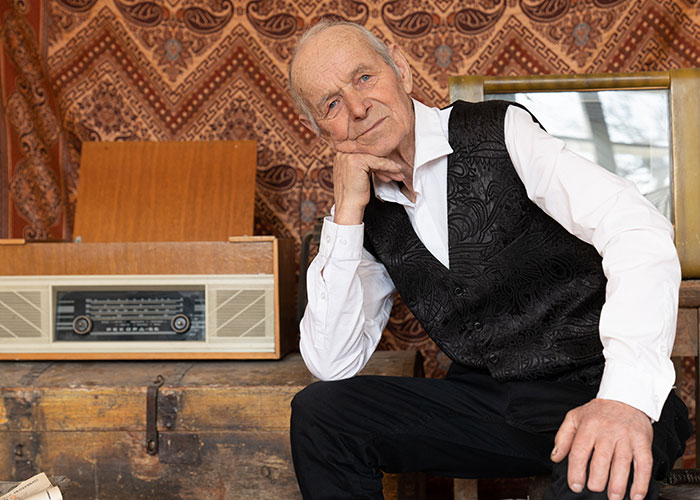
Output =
[
  {"x1": 171, "y1": 314, "x2": 191, "y2": 334},
  {"x1": 72, "y1": 315, "x2": 93, "y2": 335}
]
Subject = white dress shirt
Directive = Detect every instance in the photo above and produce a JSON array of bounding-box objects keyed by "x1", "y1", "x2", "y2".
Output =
[{"x1": 299, "y1": 99, "x2": 680, "y2": 422}]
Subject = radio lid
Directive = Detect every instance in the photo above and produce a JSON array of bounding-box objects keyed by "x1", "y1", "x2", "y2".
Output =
[{"x1": 74, "y1": 140, "x2": 257, "y2": 243}]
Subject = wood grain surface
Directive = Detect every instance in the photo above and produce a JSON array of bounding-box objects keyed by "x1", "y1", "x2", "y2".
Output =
[
  {"x1": 0, "y1": 351, "x2": 422, "y2": 500},
  {"x1": 74, "y1": 141, "x2": 257, "y2": 243}
]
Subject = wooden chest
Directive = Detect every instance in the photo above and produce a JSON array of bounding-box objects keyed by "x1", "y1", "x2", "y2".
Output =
[{"x1": 0, "y1": 351, "x2": 424, "y2": 499}]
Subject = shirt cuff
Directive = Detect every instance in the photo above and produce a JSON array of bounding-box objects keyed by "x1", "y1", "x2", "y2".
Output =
[
  {"x1": 318, "y1": 216, "x2": 365, "y2": 262},
  {"x1": 596, "y1": 357, "x2": 675, "y2": 422}
]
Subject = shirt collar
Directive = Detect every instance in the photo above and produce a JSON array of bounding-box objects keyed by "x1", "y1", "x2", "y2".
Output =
[
  {"x1": 412, "y1": 98, "x2": 453, "y2": 168},
  {"x1": 372, "y1": 99, "x2": 453, "y2": 204}
]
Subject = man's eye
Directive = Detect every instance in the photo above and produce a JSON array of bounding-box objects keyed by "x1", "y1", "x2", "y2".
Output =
[
  {"x1": 360, "y1": 74, "x2": 371, "y2": 82},
  {"x1": 328, "y1": 100, "x2": 338, "y2": 111}
]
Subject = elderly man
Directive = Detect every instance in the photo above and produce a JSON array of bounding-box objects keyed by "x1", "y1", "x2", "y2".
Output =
[{"x1": 288, "y1": 19, "x2": 691, "y2": 500}]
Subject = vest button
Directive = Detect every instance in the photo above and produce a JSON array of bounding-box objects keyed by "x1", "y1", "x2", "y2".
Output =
[
  {"x1": 454, "y1": 287, "x2": 465, "y2": 297},
  {"x1": 473, "y1": 322, "x2": 482, "y2": 331},
  {"x1": 487, "y1": 353, "x2": 499, "y2": 364}
]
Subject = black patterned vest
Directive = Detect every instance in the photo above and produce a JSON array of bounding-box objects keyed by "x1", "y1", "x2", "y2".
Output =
[{"x1": 363, "y1": 100, "x2": 607, "y2": 384}]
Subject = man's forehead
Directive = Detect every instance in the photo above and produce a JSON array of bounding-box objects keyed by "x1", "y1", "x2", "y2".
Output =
[
  {"x1": 292, "y1": 27, "x2": 384, "y2": 96},
  {"x1": 299, "y1": 25, "x2": 372, "y2": 58}
]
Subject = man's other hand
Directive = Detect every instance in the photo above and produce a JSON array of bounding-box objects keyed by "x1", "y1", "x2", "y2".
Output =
[
  {"x1": 551, "y1": 398, "x2": 653, "y2": 500},
  {"x1": 332, "y1": 152, "x2": 404, "y2": 225}
]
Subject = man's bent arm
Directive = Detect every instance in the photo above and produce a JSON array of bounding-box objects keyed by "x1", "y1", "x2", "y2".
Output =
[
  {"x1": 505, "y1": 105, "x2": 677, "y2": 498},
  {"x1": 299, "y1": 216, "x2": 396, "y2": 380},
  {"x1": 505, "y1": 105, "x2": 679, "y2": 421}
]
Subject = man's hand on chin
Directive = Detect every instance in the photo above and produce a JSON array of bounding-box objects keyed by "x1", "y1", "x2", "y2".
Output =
[
  {"x1": 332, "y1": 151, "x2": 404, "y2": 225},
  {"x1": 551, "y1": 398, "x2": 653, "y2": 500}
]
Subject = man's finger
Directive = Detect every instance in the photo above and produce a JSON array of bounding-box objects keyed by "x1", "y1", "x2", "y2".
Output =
[
  {"x1": 335, "y1": 153, "x2": 404, "y2": 180},
  {"x1": 374, "y1": 172, "x2": 403, "y2": 183},
  {"x1": 607, "y1": 451, "x2": 632, "y2": 500},
  {"x1": 567, "y1": 433, "x2": 595, "y2": 493},
  {"x1": 365, "y1": 157, "x2": 404, "y2": 176},
  {"x1": 629, "y1": 446, "x2": 653, "y2": 500},
  {"x1": 551, "y1": 412, "x2": 577, "y2": 463},
  {"x1": 372, "y1": 159, "x2": 405, "y2": 182},
  {"x1": 586, "y1": 445, "x2": 614, "y2": 492}
]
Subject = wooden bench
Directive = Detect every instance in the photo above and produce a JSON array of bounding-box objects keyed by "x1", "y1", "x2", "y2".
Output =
[
  {"x1": 455, "y1": 280, "x2": 700, "y2": 499},
  {"x1": 0, "y1": 351, "x2": 424, "y2": 500}
]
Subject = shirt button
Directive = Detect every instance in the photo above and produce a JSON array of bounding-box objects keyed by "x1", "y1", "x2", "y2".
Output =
[
  {"x1": 473, "y1": 322, "x2": 482, "y2": 331},
  {"x1": 325, "y1": 236, "x2": 331, "y2": 244},
  {"x1": 320, "y1": 292, "x2": 327, "y2": 300},
  {"x1": 454, "y1": 287, "x2": 464, "y2": 297},
  {"x1": 487, "y1": 353, "x2": 499, "y2": 364},
  {"x1": 339, "y1": 237, "x2": 347, "y2": 246}
]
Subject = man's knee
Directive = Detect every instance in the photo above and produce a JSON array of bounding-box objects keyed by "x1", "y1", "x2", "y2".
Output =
[
  {"x1": 291, "y1": 381, "x2": 327, "y2": 421},
  {"x1": 291, "y1": 379, "x2": 355, "y2": 430}
]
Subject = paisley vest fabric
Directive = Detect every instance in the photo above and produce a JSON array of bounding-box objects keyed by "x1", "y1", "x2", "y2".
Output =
[{"x1": 363, "y1": 100, "x2": 607, "y2": 384}]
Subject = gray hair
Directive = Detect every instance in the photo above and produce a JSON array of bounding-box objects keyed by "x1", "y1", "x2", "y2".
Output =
[{"x1": 288, "y1": 19, "x2": 401, "y2": 135}]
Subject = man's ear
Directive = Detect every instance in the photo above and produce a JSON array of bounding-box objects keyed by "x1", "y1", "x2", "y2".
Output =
[
  {"x1": 298, "y1": 114, "x2": 319, "y2": 136},
  {"x1": 388, "y1": 44, "x2": 413, "y2": 95},
  {"x1": 299, "y1": 113, "x2": 334, "y2": 147}
]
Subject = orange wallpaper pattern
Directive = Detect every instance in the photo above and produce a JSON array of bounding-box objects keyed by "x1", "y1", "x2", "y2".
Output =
[{"x1": 1, "y1": 0, "x2": 699, "y2": 462}]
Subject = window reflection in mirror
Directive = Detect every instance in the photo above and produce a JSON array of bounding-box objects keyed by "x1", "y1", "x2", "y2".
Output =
[{"x1": 485, "y1": 90, "x2": 671, "y2": 220}]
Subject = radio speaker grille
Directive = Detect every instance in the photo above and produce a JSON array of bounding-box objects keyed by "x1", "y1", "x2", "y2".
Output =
[
  {"x1": 213, "y1": 288, "x2": 272, "y2": 338},
  {"x1": 0, "y1": 291, "x2": 44, "y2": 339}
]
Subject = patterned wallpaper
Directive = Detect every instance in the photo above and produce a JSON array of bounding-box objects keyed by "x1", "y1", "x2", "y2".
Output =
[{"x1": 1, "y1": 0, "x2": 699, "y2": 461}]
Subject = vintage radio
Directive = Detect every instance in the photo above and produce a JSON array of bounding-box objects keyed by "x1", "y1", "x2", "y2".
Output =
[
  {"x1": 0, "y1": 140, "x2": 296, "y2": 359},
  {"x1": 0, "y1": 238, "x2": 295, "y2": 359}
]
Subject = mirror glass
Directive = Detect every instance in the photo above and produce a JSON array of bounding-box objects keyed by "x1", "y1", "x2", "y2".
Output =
[{"x1": 485, "y1": 89, "x2": 671, "y2": 220}]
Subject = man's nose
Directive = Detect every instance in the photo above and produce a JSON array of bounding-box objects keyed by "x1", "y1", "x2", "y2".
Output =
[{"x1": 346, "y1": 92, "x2": 370, "y2": 120}]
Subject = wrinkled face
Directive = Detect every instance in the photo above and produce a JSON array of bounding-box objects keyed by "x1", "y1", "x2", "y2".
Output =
[{"x1": 291, "y1": 27, "x2": 414, "y2": 158}]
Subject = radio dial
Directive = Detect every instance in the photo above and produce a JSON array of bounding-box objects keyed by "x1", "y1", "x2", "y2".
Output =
[
  {"x1": 72, "y1": 315, "x2": 93, "y2": 335},
  {"x1": 171, "y1": 314, "x2": 191, "y2": 334}
]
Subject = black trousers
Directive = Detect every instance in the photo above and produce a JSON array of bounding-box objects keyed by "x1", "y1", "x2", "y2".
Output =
[{"x1": 290, "y1": 363, "x2": 691, "y2": 500}]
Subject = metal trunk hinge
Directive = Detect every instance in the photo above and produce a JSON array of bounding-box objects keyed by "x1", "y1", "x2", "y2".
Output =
[
  {"x1": 146, "y1": 374, "x2": 164, "y2": 455},
  {"x1": 144, "y1": 373, "x2": 200, "y2": 464}
]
